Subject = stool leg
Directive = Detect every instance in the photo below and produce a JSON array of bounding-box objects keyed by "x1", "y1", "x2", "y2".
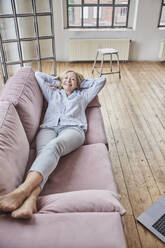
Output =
[
  {"x1": 92, "y1": 51, "x2": 99, "y2": 74},
  {"x1": 116, "y1": 52, "x2": 121, "y2": 79},
  {"x1": 110, "y1": 53, "x2": 112, "y2": 72},
  {"x1": 100, "y1": 54, "x2": 104, "y2": 77}
]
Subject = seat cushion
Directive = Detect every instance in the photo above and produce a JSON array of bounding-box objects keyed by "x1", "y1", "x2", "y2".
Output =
[
  {"x1": 0, "y1": 102, "x2": 29, "y2": 195},
  {"x1": 38, "y1": 190, "x2": 126, "y2": 215},
  {"x1": 0, "y1": 66, "x2": 43, "y2": 144},
  {"x1": 0, "y1": 212, "x2": 127, "y2": 248},
  {"x1": 40, "y1": 143, "x2": 117, "y2": 196},
  {"x1": 85, "y1": 107, "x2": 108, "y2": 146}
]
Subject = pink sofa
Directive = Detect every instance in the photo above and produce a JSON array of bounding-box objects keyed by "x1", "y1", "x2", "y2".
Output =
[{"x1": 0, "y1": 67, "x2": 127, "y2": 248}]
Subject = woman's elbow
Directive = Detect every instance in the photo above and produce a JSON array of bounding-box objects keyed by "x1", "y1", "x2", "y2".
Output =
[
  {"x1": 35, "y1": 71, "x2": 41, "y2": 78},
  {"x1": 35, "y1": 72, "x2": 44, "y2": 83},
  {"x1": 102, "y1": 77, "x2": 106, "y2": 83},
  {"x1": 100, "y1": 77, "x2": 106, "y2": 87}
]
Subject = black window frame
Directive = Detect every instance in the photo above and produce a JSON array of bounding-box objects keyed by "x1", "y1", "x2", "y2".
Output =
[
  {"x1": 0, "y1": 0, "x2": 56, "y2": 84},
  {"x1": 158, "y1": 0, "x2": 165, "y2": 27},
  {"x1": 66, "y1": 0, "x2": 130, "y2": 29}
]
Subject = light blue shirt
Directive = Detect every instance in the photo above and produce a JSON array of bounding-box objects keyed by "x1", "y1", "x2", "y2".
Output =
[{"x1": 35, "y1": 72, "x2": 106, "y2": 132}]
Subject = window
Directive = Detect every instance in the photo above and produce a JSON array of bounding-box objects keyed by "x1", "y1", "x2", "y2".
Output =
[
  {"x1": 67, "y1": 0, "x2": 130, "y2": 28},
  {"x1": 158, "y1": 0, "x2": 165, "y2": 27},
  {"x1": 0, "y1": 0, "x2": 56, "y2": 83}
]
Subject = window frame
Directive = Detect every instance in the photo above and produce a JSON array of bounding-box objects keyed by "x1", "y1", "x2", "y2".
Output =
[
  {"x1": 66, "y1": 0, "x2": 130, "y2": 29},
  {"x1": 158, "y1": 0, "x2": 165, "y2": 27},
  {"x1": 0, "y1": 0, "x2": 56, "y2": 83}
]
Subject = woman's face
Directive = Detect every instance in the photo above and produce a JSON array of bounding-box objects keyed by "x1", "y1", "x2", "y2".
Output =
[{"x1": 61, "y1": 72, "x2": 78, "y2": 95}]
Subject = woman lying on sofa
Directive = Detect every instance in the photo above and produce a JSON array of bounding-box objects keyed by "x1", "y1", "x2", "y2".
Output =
[{"x1": 0, "y1": 70, "x2": 106, "y2": 219}]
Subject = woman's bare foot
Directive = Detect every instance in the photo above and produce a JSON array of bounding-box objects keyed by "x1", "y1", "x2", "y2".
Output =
[
  {"x1": 0, "y1": 171, "x2": 42, "y2": 213},
  {"x1": 11, "y1": 195, "x2": 37, "y2": 219},
  {"x1": 0, "y1": 187, "x2": 29, "y2": 212},
  {"x1": 11, "y1": 186, "x2": 40, "y2": 219}
]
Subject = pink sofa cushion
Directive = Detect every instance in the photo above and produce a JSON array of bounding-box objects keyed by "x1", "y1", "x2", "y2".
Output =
[
  {"x1": 0, "y1": 213, "x2": 127, "y2": 248},
  {"x1": 0, "y1": 102, "x2": 29, "y2": 195},
  {"x1": 40, "y1": 143, "x2": 117, "y2": 196},
  {"x1": 85, "y1": 107, "x2": 108, "y2": 146},
  {"x1": 0, "y1": 67, "x2": 43, "y2": 144},
  {"x1": 38, "y1": 190, "x2": 126, "y2": 215}
]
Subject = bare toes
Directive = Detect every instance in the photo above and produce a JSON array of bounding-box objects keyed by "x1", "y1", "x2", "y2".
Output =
[
  {"x1": 11, "y1": 209, "x2": 33, "y2": 219},
  {"x1": 0, "y1": 199, "x2": 20, "y2": 212},
  {"x1": 11, "y1": 198, "x2": 37, "y2": 219},
  {"x1": 0, "y1": 200, "x2": 16, "y2": 212},
  {"x1": 0, "y1": 190, "x2": 28, "y2": 213}
]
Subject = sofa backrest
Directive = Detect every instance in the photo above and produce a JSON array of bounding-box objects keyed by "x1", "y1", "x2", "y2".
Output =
[
  {"x1": 0, "y1": 102, "x2": 29, "y2": 195},
  {"x1": 0, "y1": 66, "x2": 43, "y2": 144},
  {"x1": 87, "y1": 95, "x2": 101, "y2": 108}
]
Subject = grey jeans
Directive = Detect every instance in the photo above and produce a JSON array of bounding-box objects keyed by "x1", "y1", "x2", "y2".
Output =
[{"x1": 29, "y1": 126, "x2": 85, "y2": 189}]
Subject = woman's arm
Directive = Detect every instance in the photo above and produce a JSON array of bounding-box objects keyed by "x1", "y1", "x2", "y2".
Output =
[
  {"x1": 35, "y1": 72, "x2": 60, "y2": 101},
  {"x1": 80, "y1": 77, "x2": 106, "y2": 105}
]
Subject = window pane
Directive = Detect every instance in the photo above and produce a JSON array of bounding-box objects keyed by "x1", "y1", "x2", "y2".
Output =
[
  {"x1": 7, "y1": 64, "x2": 21, "y2": 77},
  {"x1": 68, "y1": 7, "x2": 81, "y2": 26},
  {"x1": 99, "y1": 0, "x2": 113, "y2": 4},
  {"x1": 0, "y1": 0, "x2": 13, "y2": 14},
  {"x1": 99, "y1": 7, "x2": 112, "y2": 26},
  {"x1": 0, "y1": 18, "x2": 16, "y2": 40},
  {"x1": 115, "y1": 0, "x2": 128, "y2": 4},
  {"x1": 18, "y1": 17, "x2": 35, "y2": 38},
  {"x1": 114, "y1": 7, "x2": 127, "y2": 26},
  {"x1": 36, "y1": 0, "x2": 50, "y2": 12},
  {"x1": 84, "y1": 0, "x2": 98, "y2": 4},
  {"x1": 3, "y1": 43, "x2": 19, "y2": 62},
  {"x1": 37, "y1": 16, "x2": 52, "y2": 36},
  {"x1": 68, "y1": 0, "x2": 81, "y2": 4},
  {"x1": 21, "y1": 41, "x2": 37, "y2": 60},
  {"x1": 40, "y1": 39, "x2": 53, "y2": 58},
  {"x1": 15, "y1": 0, "x2": 33, "y2": 13},
  {"x1": 83, "y1": 7, "x2": 97, "y2": 26},
  {"x1": 160, "y1": 6, "x2": 165, "y2": 26}
]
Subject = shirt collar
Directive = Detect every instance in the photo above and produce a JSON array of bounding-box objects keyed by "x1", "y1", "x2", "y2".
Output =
[{"x1": 61, "y1": 89, "x2": 78, "y2": 99}]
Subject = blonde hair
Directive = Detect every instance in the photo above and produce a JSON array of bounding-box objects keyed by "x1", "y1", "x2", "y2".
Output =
[{"x1": 58, "y1": 70, "x2": 84, "y2": 89}]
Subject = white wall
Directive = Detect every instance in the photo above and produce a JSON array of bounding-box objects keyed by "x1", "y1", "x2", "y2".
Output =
[{"x1": 53, "y1": 0, "x2": 165, "y2": 61}]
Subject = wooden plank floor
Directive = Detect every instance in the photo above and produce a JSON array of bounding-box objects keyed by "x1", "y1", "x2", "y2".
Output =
[
  {"x1": 98, "y1": 61, "x2": 165, "y2": 248},
  {"x1": 1, "y1": 61, "x2": 165, "y2": 247}
]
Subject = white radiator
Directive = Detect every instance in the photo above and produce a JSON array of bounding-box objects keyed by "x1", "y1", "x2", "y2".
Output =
[
  {"x1": 69, "y1": 39, "x2": 130, "y2": 61},
  {"x1": 159, "y1": 41, "x2": 165, "y2": 60}
]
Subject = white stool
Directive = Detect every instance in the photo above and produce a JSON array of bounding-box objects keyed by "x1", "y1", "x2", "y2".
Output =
[{"x1": 92, "y1": 48, "x2": 121, "y2": 78}]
